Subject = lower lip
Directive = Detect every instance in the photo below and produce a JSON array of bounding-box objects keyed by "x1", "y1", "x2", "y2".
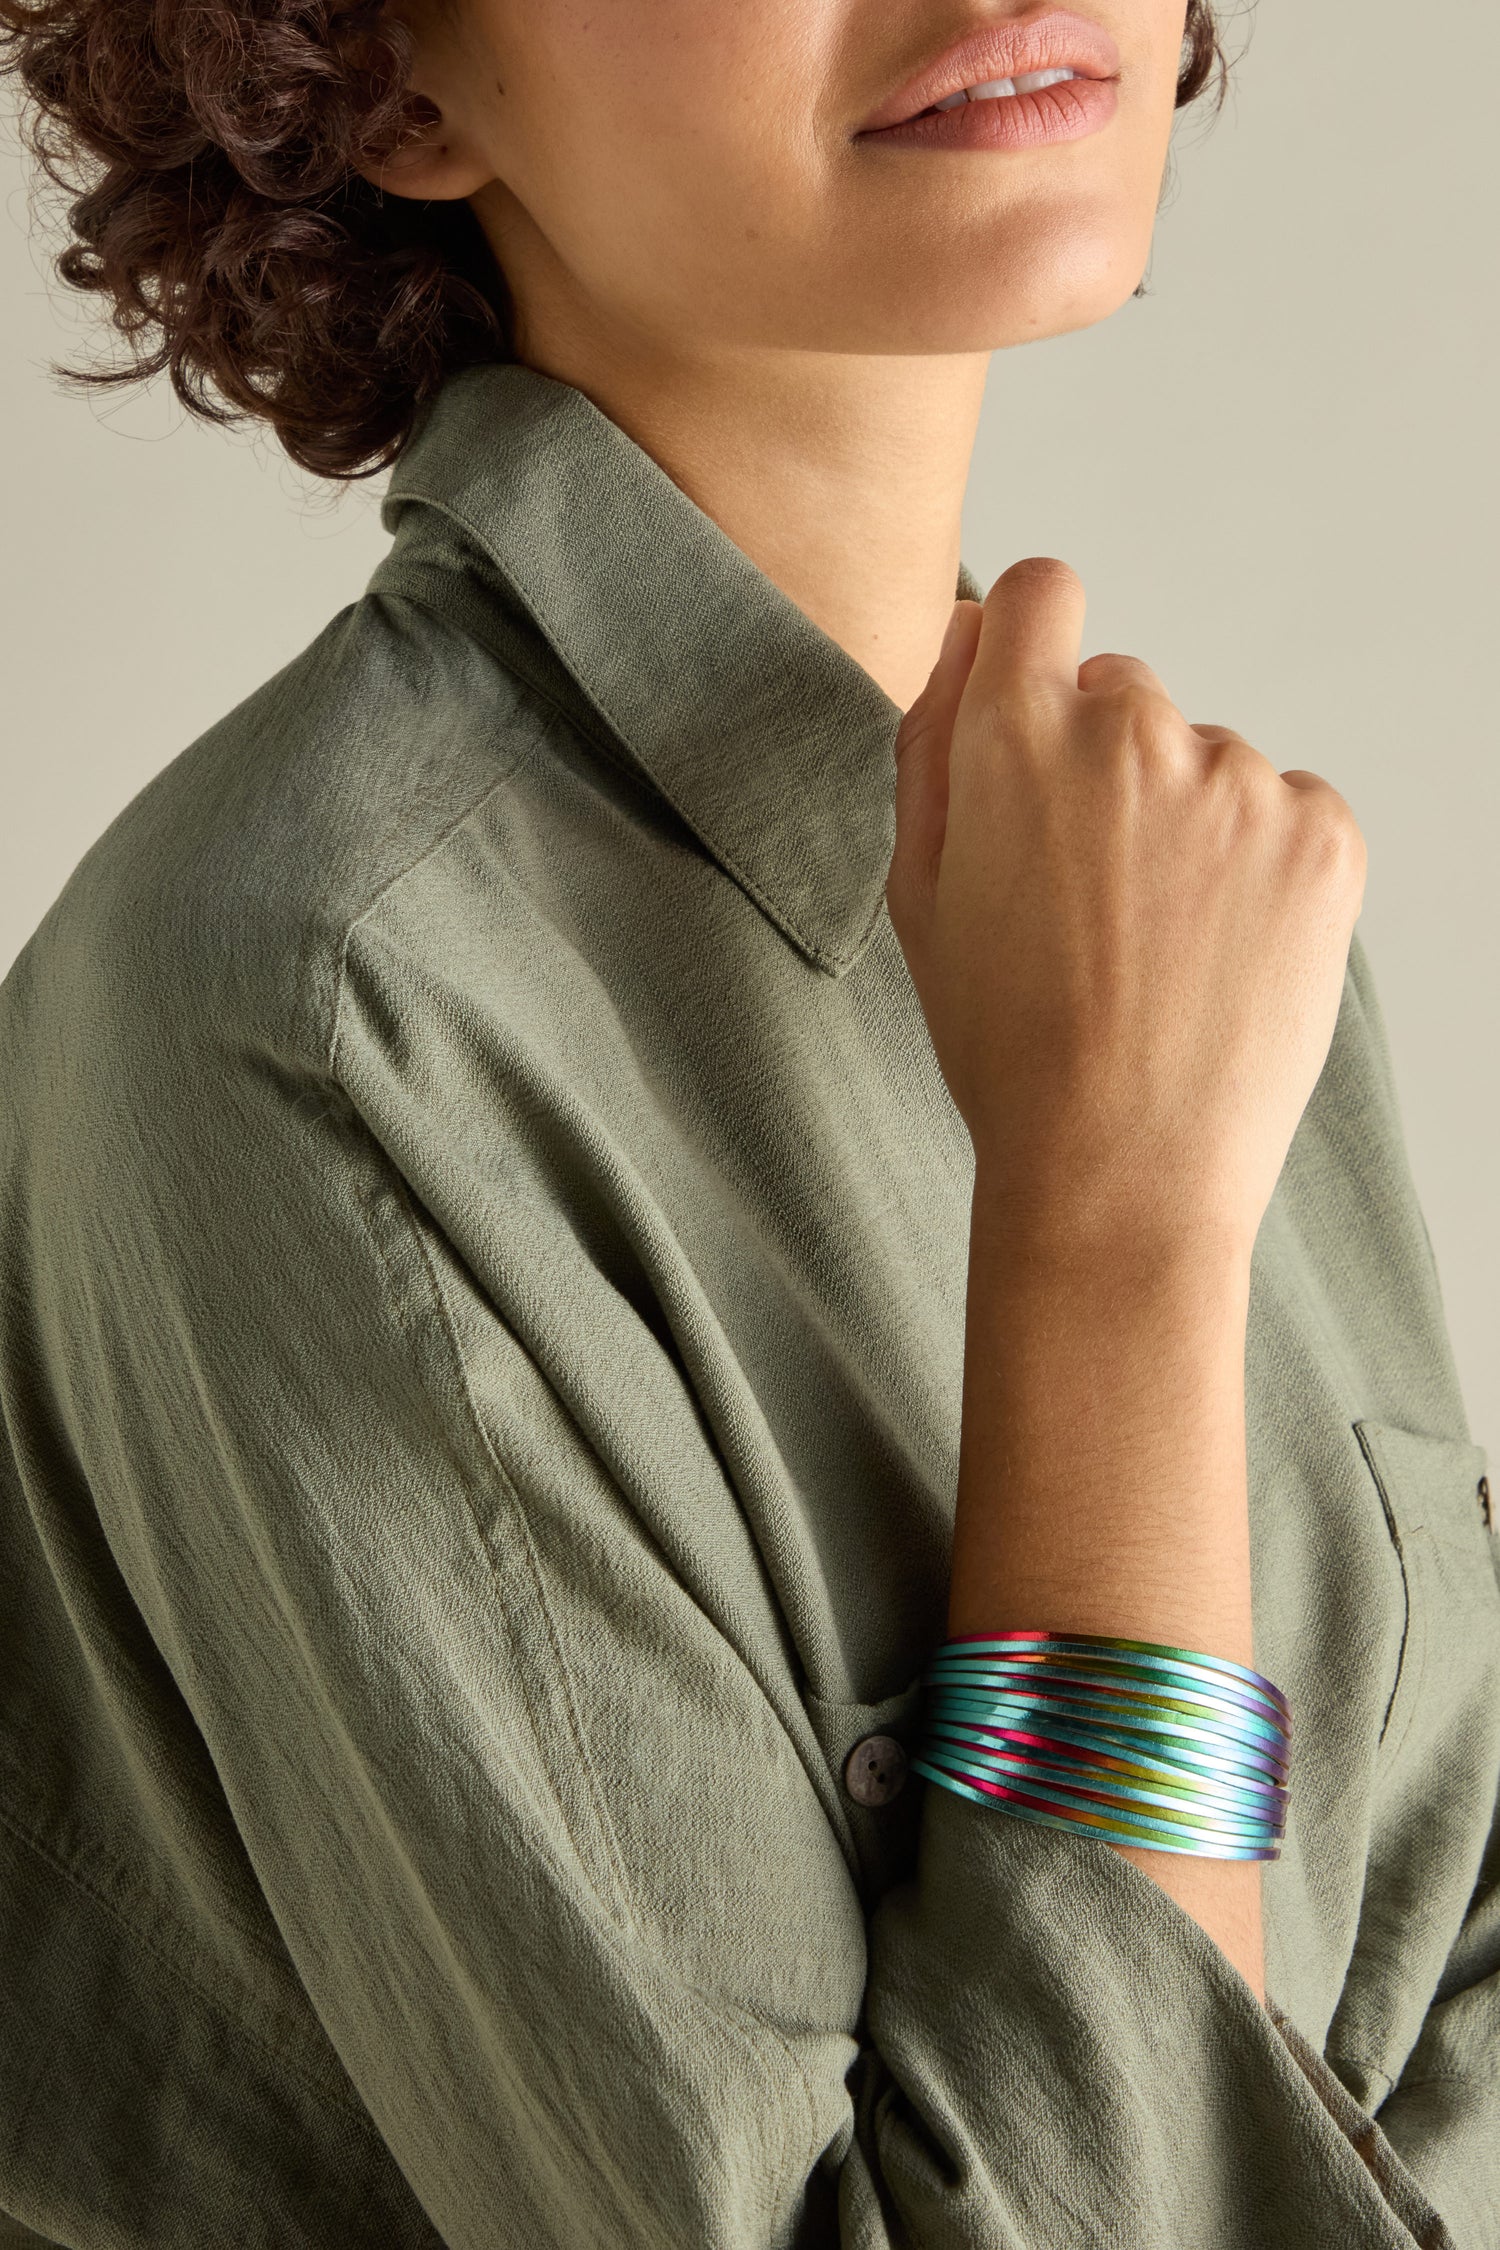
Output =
[{"x1": 857, "y1": 74, "x2": 1118, "y2": 151}]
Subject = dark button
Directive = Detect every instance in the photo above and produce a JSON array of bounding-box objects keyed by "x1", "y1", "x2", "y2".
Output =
[
  {"x1": 843, "y1": 1734, "x2": 909, "y2": 1808},
  {"x1": 1480, "y1": 1475, "x2": 1492, "y2": 1528}
]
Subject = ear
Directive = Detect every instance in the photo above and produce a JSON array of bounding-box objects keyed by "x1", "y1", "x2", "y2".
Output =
[{"x1": 349, "y1": 0, "x2": 497, "y2": 202}]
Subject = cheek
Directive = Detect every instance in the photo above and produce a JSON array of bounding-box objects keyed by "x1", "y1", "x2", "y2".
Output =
[{"x1": 496, "y1": 0, "x2": 831, "y2": 307}]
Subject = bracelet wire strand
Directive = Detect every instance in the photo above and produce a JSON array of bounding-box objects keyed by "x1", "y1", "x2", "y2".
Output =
[{"x1": 913, "y1": 1627, "x2": 1292, "y2": 1861}]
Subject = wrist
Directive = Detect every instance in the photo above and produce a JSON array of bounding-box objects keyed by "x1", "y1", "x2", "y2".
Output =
[
  {"x1": 968, "y1": 1170, "x2": 1258, "y2": 1297},
  {"x1": 953, "y1": 1179, "x2": 1255, "y2": 1656}
]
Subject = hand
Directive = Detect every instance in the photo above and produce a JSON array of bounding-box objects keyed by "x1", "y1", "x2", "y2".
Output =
[{"x1": 885, "y1": 557, "x2": 1366, "y2": 1263}]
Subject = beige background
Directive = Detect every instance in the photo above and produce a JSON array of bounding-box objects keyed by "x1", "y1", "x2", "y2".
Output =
[{"x1": 4, "y1": 0, "x2": 1496, "y2": 1447}]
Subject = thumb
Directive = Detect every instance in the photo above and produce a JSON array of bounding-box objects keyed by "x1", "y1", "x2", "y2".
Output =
[{"x1": 888, "y1": 600, "x2": 982, "y2": 942}]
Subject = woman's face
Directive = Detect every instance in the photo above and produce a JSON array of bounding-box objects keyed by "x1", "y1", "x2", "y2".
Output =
[{"x1": 396, "y1": 0, "x2": 1191, "y2": 360}]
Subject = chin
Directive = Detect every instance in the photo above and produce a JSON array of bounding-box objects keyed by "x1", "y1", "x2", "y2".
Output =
[
  {"x1": 821, "y1": 240, "x2": 1149, "y2": 355},
  {"x1": 989, "y1": 228, "x2": 1155, "y2": 347}
]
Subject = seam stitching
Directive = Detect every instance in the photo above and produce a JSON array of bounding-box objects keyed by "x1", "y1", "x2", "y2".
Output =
[
  {"x1": 322, "y1": 651, "x2": 570, "y2": 1076},
  {"x1": 385, "y1": 1168, "x2": 645, "y2": 1938},
  {"x1": 375, "y1": 582, "x2": 647, "y2": 792},
  {"x1": 398, "y1": 1185, "x2": 825, "y2": 2222},
  {"x1": 346, "y1": 1143, "x2": 829, "y2": 2201}
]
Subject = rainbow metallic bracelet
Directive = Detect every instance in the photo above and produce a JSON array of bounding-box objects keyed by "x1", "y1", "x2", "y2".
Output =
[{"x1": 910, "y1": 1629, "x2": 1292, "y2": 1861}]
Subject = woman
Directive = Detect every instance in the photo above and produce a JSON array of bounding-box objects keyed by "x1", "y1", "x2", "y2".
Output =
[{"x1": 0, "y1": 0, "x2": 1495, "y2": 2240}]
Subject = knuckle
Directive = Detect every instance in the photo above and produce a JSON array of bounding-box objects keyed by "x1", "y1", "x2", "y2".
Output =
[
  {"x1": 1222, "y1": 739, "x2": 1282, "y2": 811},
  {"x1": 1078, "y1": 651, "x2": 1157, "y2": 694},
  {"x1": 1322, "y1": 797, "x2": 1366, "y2": 873},
  {"x1": 1106, "y1": 682, "x2": 1185, "y2": 766},
  {"x1": 1222, "y1": 735, "x2": 1275, "y2": 782},
  {"x1": 1113, "y1": 678, "x2": 1171, "y2": 719},
  {"x1": 1299, "y1": 789, "x2": 1366, "y2": 883}
]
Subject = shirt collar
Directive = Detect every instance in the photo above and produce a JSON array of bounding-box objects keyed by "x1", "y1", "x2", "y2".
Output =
[{"x1": 373, "y1": 361, "x2": 984, "y2": 978}]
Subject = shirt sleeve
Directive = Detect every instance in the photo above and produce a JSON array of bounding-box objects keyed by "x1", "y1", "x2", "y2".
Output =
[
  {"x1": 1, "y1": 990, "x2": 1469, "y2": 2250},
  {"x1": 1365, "y1": 1795, "x2": 1500, "y2": 2245}
]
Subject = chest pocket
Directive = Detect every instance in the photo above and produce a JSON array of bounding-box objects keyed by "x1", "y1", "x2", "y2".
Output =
[
  {"x1": 1325, "y1": 1421, "x2": 1500, "y2": 2102},
  {"x1": 1354, "y1": 1419, "x2": 1499, "y2": 1771}
]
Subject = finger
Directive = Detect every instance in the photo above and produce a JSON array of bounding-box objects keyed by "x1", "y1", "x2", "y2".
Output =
[
  {"x1": 890, "y1": 600, "x2": 984, "y2": 914},
  {"x1": 964, "y1": 555, "x2": 1087, "y2": 711},
  {"x1": 898, "y1": 599, "x2": 983, "y2": 737},
  {"x1": 1077, "y1": 650, "x2": 1172, "y2": 700},
  {"x1": 894, "y1": 600, "x2": 983, "y2": 784}
]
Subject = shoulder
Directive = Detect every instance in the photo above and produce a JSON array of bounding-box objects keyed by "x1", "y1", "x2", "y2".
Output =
[
  {"x1": 2, "y1": 588, "x2": 560, "y2": 1084},
  {"x1": 0, "y1": 587, "x2": 575, "y2": 1283}
]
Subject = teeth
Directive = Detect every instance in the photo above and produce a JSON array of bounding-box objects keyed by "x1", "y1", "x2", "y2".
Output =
[
  {"x1": 1012, "y1": 67, "x2": 1079, "y2": 91},
  {"x1": 933, "y1": 65, "x2": 1078, "y2": 109}
]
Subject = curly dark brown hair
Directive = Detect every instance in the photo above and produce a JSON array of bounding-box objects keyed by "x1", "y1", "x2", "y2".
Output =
[{"x1": 1, "y1": 0, "x2": 1234, "y2": 482}]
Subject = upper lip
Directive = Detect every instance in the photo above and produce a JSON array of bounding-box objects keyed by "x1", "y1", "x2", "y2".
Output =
[{"x1": 856, "y1": 9, "x2": 1122, "y2": 133}]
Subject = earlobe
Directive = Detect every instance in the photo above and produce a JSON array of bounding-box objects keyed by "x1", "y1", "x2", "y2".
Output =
[{"x1": 351, "y1": 102, "x2": 494, "y2": 202}]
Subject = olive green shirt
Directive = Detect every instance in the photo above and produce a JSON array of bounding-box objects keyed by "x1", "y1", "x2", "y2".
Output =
[{"x1": 2, "y1": 362, "x2": 1497, "y2": 2250}]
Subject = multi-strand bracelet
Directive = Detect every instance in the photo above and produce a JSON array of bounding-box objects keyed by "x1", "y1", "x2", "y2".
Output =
[{"x1": 910, "y1": 1629, "x2": 1291, "y2": 1861}]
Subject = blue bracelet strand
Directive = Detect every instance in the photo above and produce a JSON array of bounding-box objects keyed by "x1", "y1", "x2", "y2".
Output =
[{"x1": 911, "y1": 1628, "x2": 1292, "y2": 1860}]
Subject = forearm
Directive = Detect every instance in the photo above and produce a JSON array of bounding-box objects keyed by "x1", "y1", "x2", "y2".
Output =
[{"x1": 947, "y1": 1184, "x2": 1265, "y2": 2000}]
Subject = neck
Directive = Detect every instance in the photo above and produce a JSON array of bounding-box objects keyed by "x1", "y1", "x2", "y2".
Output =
[{"x1": 512, "y1": 330, "x2": 990, "y2": 713}]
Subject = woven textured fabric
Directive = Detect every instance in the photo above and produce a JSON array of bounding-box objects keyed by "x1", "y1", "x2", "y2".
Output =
[{"x1": 1, "y1": 361, "x2": 1496, "y2": 2249}]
